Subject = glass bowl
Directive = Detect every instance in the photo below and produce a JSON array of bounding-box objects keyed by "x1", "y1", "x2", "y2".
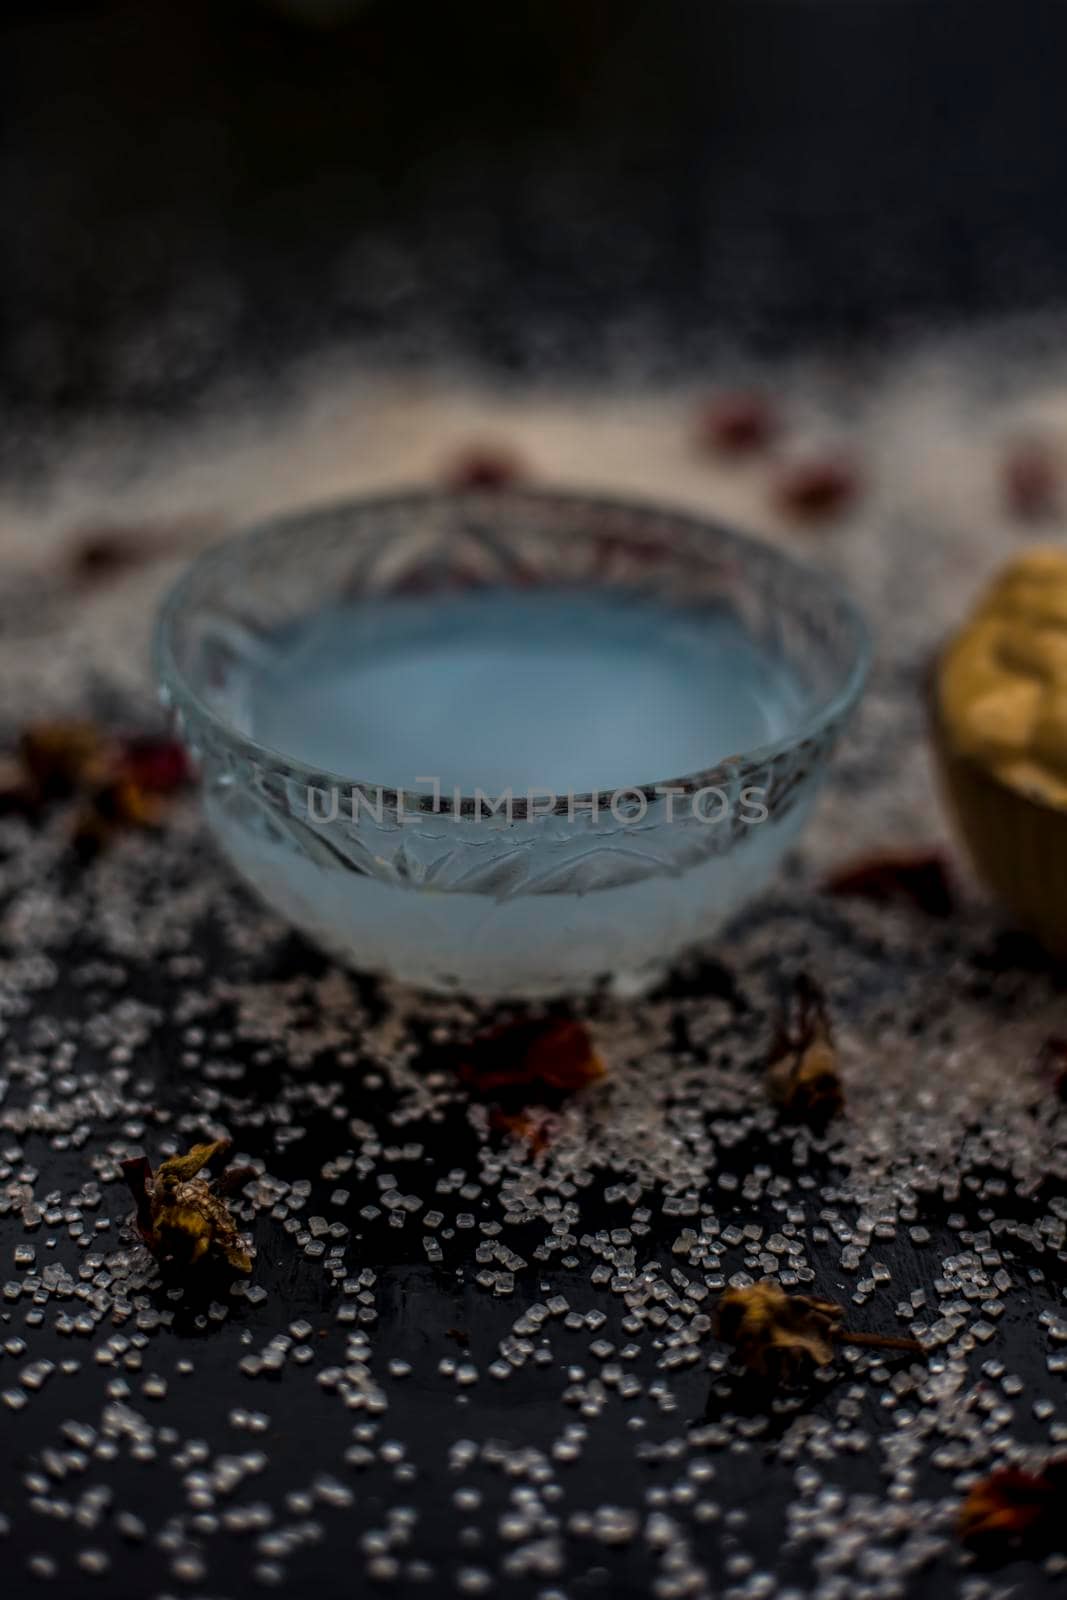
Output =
[{"x1": 155, "y1": 488, "x2": 870, "y2": 998}]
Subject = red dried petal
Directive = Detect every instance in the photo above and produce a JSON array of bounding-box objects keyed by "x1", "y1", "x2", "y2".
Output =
[
  {"x1": 19, "y1": 721, "x2": 111, "y2": 798},
  {"x1": 1037, "y1": 1037, "x2": 1067, "y2": 1102},
  {"x1": 215, "y1": 1164, "x2": 258, "y2": 1197},
  {"x1": 119, "y1": 1156, "x2": 156, "y2": 1241},
  {"x1": 458, "y1": 1018, "x2": 605, "y2": 1096},
  {"x1": 697, "y1": 391, "x2": 777, "y2": 456},
  {"x1": 958, "y1": 1462, "x2": 1066, "y2": 1553},
  {"x1": 0, "y1": 752, "x2": 40, "y2": 819},
  {"x1": 765, "y1": 975, "x2": 844, "y2": 1128},
  {"x1": 120, "y1": 736, "x2": 192, "y2": 795},
  {"x1": 1003, "y1": 441, "x2": 1060, "y2": 522},
  {"x1": 823, "y1": 850, "x2": 954, "y2": 917},
  {"x1": 8, "y1": 722, "x2": 188, "y2": 853},
  {"x1": 65, "y1": 516, "x2": 218, "y2": 581},
  {"x1": 773, "y1": 456, "x2": 860, "y2": 522},
  {"x1": 67, "y1": 527, "x2": 150, "y2": 583},
  {"x1": 71, "y1": 773, "x2": 169, "y2": 857},
  {"x1": 445, "y1": 447, "x2": 526, "y2": 491}
]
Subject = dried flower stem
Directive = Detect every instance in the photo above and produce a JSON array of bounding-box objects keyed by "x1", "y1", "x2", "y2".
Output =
[{"x1": 835, "y1": 1329, "x2": 924, "y2": 1354}]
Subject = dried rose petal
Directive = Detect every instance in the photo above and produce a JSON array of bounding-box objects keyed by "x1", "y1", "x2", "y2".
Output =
[
  {"x1": 714, "y1": 1281, "x2": 841, "y2": 1384},
  {"x1": 118, "y1": 1155, "x2": 154, "y2": 1238},
  {"x1": 773, "y1": 456, "x2": 860, "y2": 522},
  {"x1": 65, "y1": 515, "x2": 218, "y2": 582},
  {"x1": 20, "y1": 721, "x2": 111, "y2": 798},
  {"x1": 958, "y1": 1459, "x2": 1067, "y2": 1555},
  {"x1": 715, "y1": 1280, "x2": 922, "y2": 1387},
  {"x1": 1003, "y1": 441, "x2": 1060, "y2": 522},
  {"x1": 120, "y1": 736, "x2": 192, "y2": 795},
  {"x1": 458, "y1": 1018, "x2": 605, "y2": 1096},
  {"x1": 697, "y1": 391, "x2": 777, "y2": 456},
  {"x1": 72, "y1": 778, "x2": 166, "y2": 857},
  {"x1": 67, "y1": 527, "x2": 151, "y2": 583},
  {"x1": 765, "y1": 976, "x2": 844, "y2": 1128},
  {"x1": 445, "y1": 447, "x2": 526, "y2": 491},
  {"x1": 121, "y1": 1139, "x2": 254, "y2": 1273},
  {"x1": 8, "y1": 720, "x2": 189, "y2": 853},
  {"x1": 0, "y1": 752, "x2": 39, "y2": 818},
  {"x1": 823, "y1": 849, "x2": 954, "y2": 917},
  {"x1": 1037, "y1": 1036, "x2": 1067, "y2": 1101}
]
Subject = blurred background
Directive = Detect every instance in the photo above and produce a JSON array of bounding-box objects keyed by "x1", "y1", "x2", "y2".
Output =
[
  {"x1": 5, "y1": 0, "x2": 1067, "y2": 623},
  {"x1": 6, "y1": 0, "x2": 1067, "y2": 431}
]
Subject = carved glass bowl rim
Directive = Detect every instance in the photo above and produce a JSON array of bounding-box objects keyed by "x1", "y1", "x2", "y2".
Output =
[{"x1": 154, "y1": 486, "x2": 872, "y2": 818}]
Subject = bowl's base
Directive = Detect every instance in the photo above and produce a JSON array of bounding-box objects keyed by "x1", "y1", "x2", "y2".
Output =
[
  {"x1": 331, "y1": 955, "x2": 670, "y2": 1004},
  {"x1": 207, "y1": 786, "x2": 815, "y2": 1001}
]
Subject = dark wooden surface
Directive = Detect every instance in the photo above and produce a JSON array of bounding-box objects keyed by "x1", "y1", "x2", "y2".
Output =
[{"x1": 2, "y1": 7, "x2": 1067, "y2": 1595}]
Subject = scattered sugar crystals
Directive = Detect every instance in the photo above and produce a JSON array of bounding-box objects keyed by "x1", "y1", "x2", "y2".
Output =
[{"x1": 1, "y1": 369, "x2": 1067, "y2": 1594}]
